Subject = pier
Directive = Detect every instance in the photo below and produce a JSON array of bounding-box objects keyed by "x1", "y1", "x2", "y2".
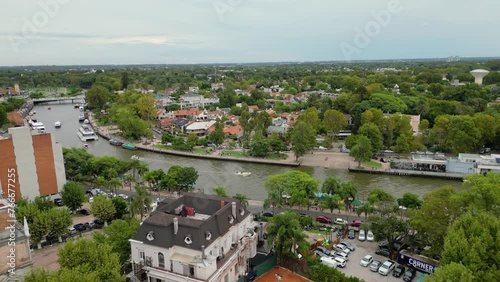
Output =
[{"x1": 348, "y1": 167, "x2": 465, "y2": 181}]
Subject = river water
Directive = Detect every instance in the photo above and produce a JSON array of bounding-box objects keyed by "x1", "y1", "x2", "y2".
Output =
[{"x1": 31, "y1": 103, "x2": 464, "y2": 200}]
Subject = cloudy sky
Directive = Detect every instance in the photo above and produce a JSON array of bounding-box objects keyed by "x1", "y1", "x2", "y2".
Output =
[{"x1": 0, "y1": 0, "x2": 499, "y2": 66}]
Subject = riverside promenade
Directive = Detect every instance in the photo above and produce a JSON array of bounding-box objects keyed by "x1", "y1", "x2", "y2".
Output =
[{"x1": 87, "y1": 113, "x2": 300, "y2": 167}]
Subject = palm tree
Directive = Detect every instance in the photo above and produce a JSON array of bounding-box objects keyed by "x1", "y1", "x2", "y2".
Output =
[
  {"x1": 129, "y1": 185, "x2": 152, "y2": 221},
  {"x1": 136, "y1": 162, "x2": 149, "y2": 183},
  {"x1": 124, "y1": 174, "x2": 135, "y2": 191},
  {"x1": 320, "y1": 194, "x2": 341, "y2": 213},
  {"x1": 213, "y1": 186, "x2": 228, "y2": 197},
  {"x1": 321, "y1": 177, "x2": 342, "y2": 195},
  {"x1": 357, "y1": 202, "x2": 375, "y2": 219},
  {"x1": 108, "y1": 178, "x2": 122, "y2": 195},
  {"x1": 266, "y1": 211, "x2": 309, "y2": 265},
  {"x1": 233, "y1": 193, "x2": 249, "y2": 208},
  {"x1": 337, "y1": 181, "x2": 357, "y2": 211}
]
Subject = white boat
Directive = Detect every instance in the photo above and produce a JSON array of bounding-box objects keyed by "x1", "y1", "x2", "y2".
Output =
[
  {"x1": 131, "y1": 155, "x2": 140, "y2": 160},
  {"x1": 84, "y1": 119, "x2": 90, "y2": 124},
  {"x1": 77, "y1": 125, "x2": 99, "y2": 141},
  {"x1": 83, "y1": 144, "x2": 89, "y2": 149},
  {"x1": 78, "y1": 114, "x2": 85, "y2": 122},
  {"x1": 54, "y1": 121, "x2": 61, "y2": 128},
  {"x1": 79, "y1": 106, "x2": 84, "y2": 111},
  {"x1": 236, "y1": 171, "x2": 251, "y2": 176}
]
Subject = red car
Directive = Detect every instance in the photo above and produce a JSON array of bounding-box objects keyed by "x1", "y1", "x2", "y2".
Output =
[
  {"x1": 351, "y1": 220, "x2": 362, "y2": 227},
  {"x1": 316, "y1": 215, "x2": 332, "y2": 224}
]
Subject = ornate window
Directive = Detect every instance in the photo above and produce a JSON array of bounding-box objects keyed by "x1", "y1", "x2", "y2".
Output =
[{"x1": 158, "y1": 252, "x2": 165, "y2": 268}]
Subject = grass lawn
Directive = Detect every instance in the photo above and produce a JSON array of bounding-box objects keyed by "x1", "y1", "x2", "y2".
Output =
[
  {"x1": 192, "y1": 148, "x2": 212, "y2": 155},
  {"x1": 222, "y1": 150, "x2": 248, "y2": 158},
  {"x1": 266, "y1": 153, "x2": 289, "y2": 160},
  {"x1": 154, "y1": 144, "x2": 172, "y2": 150},
  {"x1": 363, "y1": 160, "x2": 383, "y2": 168},
  {"x1": 308, "y1": 226, "x2": 337, "y2": 236}
]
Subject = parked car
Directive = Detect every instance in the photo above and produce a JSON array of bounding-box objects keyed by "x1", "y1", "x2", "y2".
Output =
[
  {"x1": 403, "y1": 267, "x2": 417, "y2": 282},
  {"x1": 375, "y1": 248, "x2": 391, "y2": 257},
  {"x1": 392, "y1": 265, "x2": 406, "y2": 278},
  {"x1": 315, "y1": 246, "x2": 332, "y2": 257},
  {"x1": 320, "y1": 256, "x2": 338, "y2": 268},
  {"x1": 333, "y1": 244, "x2": 351, "y2": 254},
  {"x1": 339, "y1": 240, "x2": 355, "y2": 251},
  {"x1": 378, "y1": 260, "x2": 396, "y2": 276},
  {"x1": 366, "y1": 230, "x2": 374, "y2": 241},
  {"x1": 78, "y1": 208, "x2": 90, "y2": 215},
  {"x1": 84, "y1": 222, "x2": 95, "y2": 230},
  {"x1": 67, "y1": 227, "x2": 77, "y2": 235},
  {"x1": 369, "y1": 260, "x2": 382, "y2": 272},
  {"x1": 262, "y1": 211, "x2": 275, "y2": 217},
  {"x1": 333, "y1": 257, "x2": 347, "y2": 268},
  {"x1": 73, "y1": 223, "x2": 86, "y2": 232},
  {"x1": 93, "y1": 219, "x2": 105, "y2": 229},
  {"x1": 351, "y1": 219, "x2": 362, "y2": 227},
  {"x1": 54, "y1": 198, "x2": 64, "y2": 207},
  {"x1": 314, "y1": 249, "x2": 328, "y2": 258},
  {"x1": 360, "y1": 255, "x2": 373, "y2": 267},
  {"x1": 348, "y1": 229, "x2": 355, "y2": 239},
  {"x1": 118, "y1": 193, "x2": 129, "y2": 200},
  {"x1": 358, "y1": 230, "x2": 366, "y2": 241},
  {"x1": 334, "y1": 218, "x2": 347, "y2": 225},
  {"x1": 333, "y1": 251, "x2": 349, "y2": 261},
  {"x1": 316, "y1": 215, "x2": 332, "y2": 224}
]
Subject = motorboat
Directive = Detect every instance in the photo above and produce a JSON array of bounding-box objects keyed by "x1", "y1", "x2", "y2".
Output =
[
  {"x1": 54, "y1": 121, "x2": 61, "y2": 128},
  {"x1": 131, "y1": 155, "x2": 140, "y2": 160},
  {"x1": 122, "y1": 143, "x2": 137, "y2": 150},
  {"x1": 47, "y1": 107, "x2": 51, "y2": 110},
  {"x1": 74, "y1": 104, "x2": 80, "y2": 109},
  {"x1": 84, "y1": 119, "x2": 90, "y2": 124},
  {"x1": 78, "y1": 114, "x2": 85, "y2": 122},
  {"x1": 236, "y1": 171, "x2": 251, "y2": 176},
  {"x1": 77, "y1": 124, "x2": 98, "y2": 141},
  {"x1": 79, "y1": 106, "x2": 84, "y2": 111},
  {"x1": 109, "y1": 139, "x2": 123, "y2": 146},
  {"x1": 83, "y1": 143, "x2": 89, "y2": 149}
]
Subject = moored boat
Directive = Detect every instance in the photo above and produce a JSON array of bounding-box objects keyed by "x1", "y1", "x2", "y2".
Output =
[
  {"x1": 236, "y1": 171, "x2": 251, "y2": 176},
  {"x1": 122, "y1": 143, "x2": 137, "y2": 150},
  {"x1": 54, "y1": 121, "x2": 61, "y2": 128},
  {"x1": 109, "y1": 139, "x2": 123, "y2": 146}
]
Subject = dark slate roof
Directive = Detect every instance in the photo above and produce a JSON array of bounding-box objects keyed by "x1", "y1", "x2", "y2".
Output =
[
  {"x1": 133, "y1": 193, "x2": 251, "y2": 251},
  {"x1": 171, "y1": 118, "x2": 191, "y2": 127}
]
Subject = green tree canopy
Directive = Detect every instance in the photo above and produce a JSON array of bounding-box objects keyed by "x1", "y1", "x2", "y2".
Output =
[
  {"x1": 90, "y1": 195, "x2": 116, "y2": 225},
  {"x1": 60, "y1": 182, "x2": 86, "y2": 212}
]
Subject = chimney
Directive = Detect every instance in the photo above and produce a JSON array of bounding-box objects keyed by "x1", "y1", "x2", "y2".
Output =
[
  {"x1": 201, "y1": 245, "x2": 206, "y2": 259},
  {"x1": 232, "y1": 202, "x2": 236, "y2": 218},
  {"x1": 173, "y1": 217, "x2": 178, "y2": 235},
  {"x1": 220, "y1": 201, "x2": 225, "y2": 209},
  {"x1": 259, "y1": 222, "x2": 264, "y2": 239}
]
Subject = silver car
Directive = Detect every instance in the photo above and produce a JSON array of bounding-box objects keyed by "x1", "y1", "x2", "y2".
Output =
[{"x1": 370, "y1": 260, "x2": 382, "y2": 272}]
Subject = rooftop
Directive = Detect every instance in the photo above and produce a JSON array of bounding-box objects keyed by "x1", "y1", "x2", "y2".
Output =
[
  {"x1": 134, "y1": 193, "x2": 251, "y2": 251},
  {"x1": 255, "y1": 267, "x2": 312, "y2": 282}
]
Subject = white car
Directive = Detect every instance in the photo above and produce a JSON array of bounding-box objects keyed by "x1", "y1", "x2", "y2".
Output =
[
  {"x1": 118, "y1": 193, "x2": 129, "y2": 200},
  {"x1": 358, "y1": 230, "x2": 366, "y2": 241},
  {"x1": 333, "y1": 251, "x2": 349, "y2": 261},
  {"x1": 320, "y1": 256, "x2": 338, "y2": 269},
  {"x1": 334, "y1": 218, "x2": 348, "y2": 225},
  {"x1": 333, "y1": 257, "x2": 347, "y2": 268},
  {"x1": 360, "y1": 255, "x2": 373, "y2": 267},
  {"x1": 378, "y1": 260, "x2": 396, "y2": 276},
  {"x1": 366, "y1": 230, "x2": 374, "y2": 242}
]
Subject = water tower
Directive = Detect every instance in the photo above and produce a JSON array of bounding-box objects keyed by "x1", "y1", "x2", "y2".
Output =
[{"x1": 470, "y1": 69, "x2": 489, "y2": 85}]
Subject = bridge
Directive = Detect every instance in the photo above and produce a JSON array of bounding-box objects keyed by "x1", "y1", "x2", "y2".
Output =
[{"x1": 31, "y1": 95, "x2": 85, "y2": 105}]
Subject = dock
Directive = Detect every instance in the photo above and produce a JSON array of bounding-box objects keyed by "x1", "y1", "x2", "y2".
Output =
[{"x1": 348, "y1": 167, "x2": 465, "y2": 180}]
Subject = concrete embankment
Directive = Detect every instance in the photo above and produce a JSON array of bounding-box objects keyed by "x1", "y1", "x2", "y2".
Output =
[{"x1": 88, "y1": 113, "x2": 300, "y2": 167}]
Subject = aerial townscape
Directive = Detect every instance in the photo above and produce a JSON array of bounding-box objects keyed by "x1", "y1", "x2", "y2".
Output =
[{"x1": 0, "y1": 1, "x2": 499, "y2": 282}]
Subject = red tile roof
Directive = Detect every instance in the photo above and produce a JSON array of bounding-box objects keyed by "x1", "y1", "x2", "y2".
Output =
[
  {"x1": 224, "y1": 125, "x2": 242, "y2": 135},
  {"x1": 7, "y1": 112, "x2": 23, "y2": 126}
]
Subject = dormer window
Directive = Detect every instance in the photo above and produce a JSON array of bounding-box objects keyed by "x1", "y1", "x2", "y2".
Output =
[
  {"x1": 184, "y1": 234, "x2": 193, "y2": 245},
  {"x1": 229, "y1": 216, "x2": 235, "y2": 224},
  {"x1": 205, "y1": 231, "x2": 212, "y2": 241},
  {"x1": 146, "y1": 231, "x2": 155, "y2": 241},
  {"x1": 239, "y1": 208, "x2": 245, "y2": 216}
]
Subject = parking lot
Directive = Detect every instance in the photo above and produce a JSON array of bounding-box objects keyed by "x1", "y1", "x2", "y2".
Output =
[{"x1": 333, "y1": 237, "x2": 425, "y2": 282}]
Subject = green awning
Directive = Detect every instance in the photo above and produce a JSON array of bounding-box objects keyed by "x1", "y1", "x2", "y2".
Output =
[{"x1": 351, "y1": 199, "x2": 362, "y2": 206}]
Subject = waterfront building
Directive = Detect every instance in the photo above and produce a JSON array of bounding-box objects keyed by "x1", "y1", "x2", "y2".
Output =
[
  {"x1": 0, "y1": 127, "x2": 66, "y2": 201},
  {"x1": 129, "y1": 193, "x2": 258, "y2": 282}
]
